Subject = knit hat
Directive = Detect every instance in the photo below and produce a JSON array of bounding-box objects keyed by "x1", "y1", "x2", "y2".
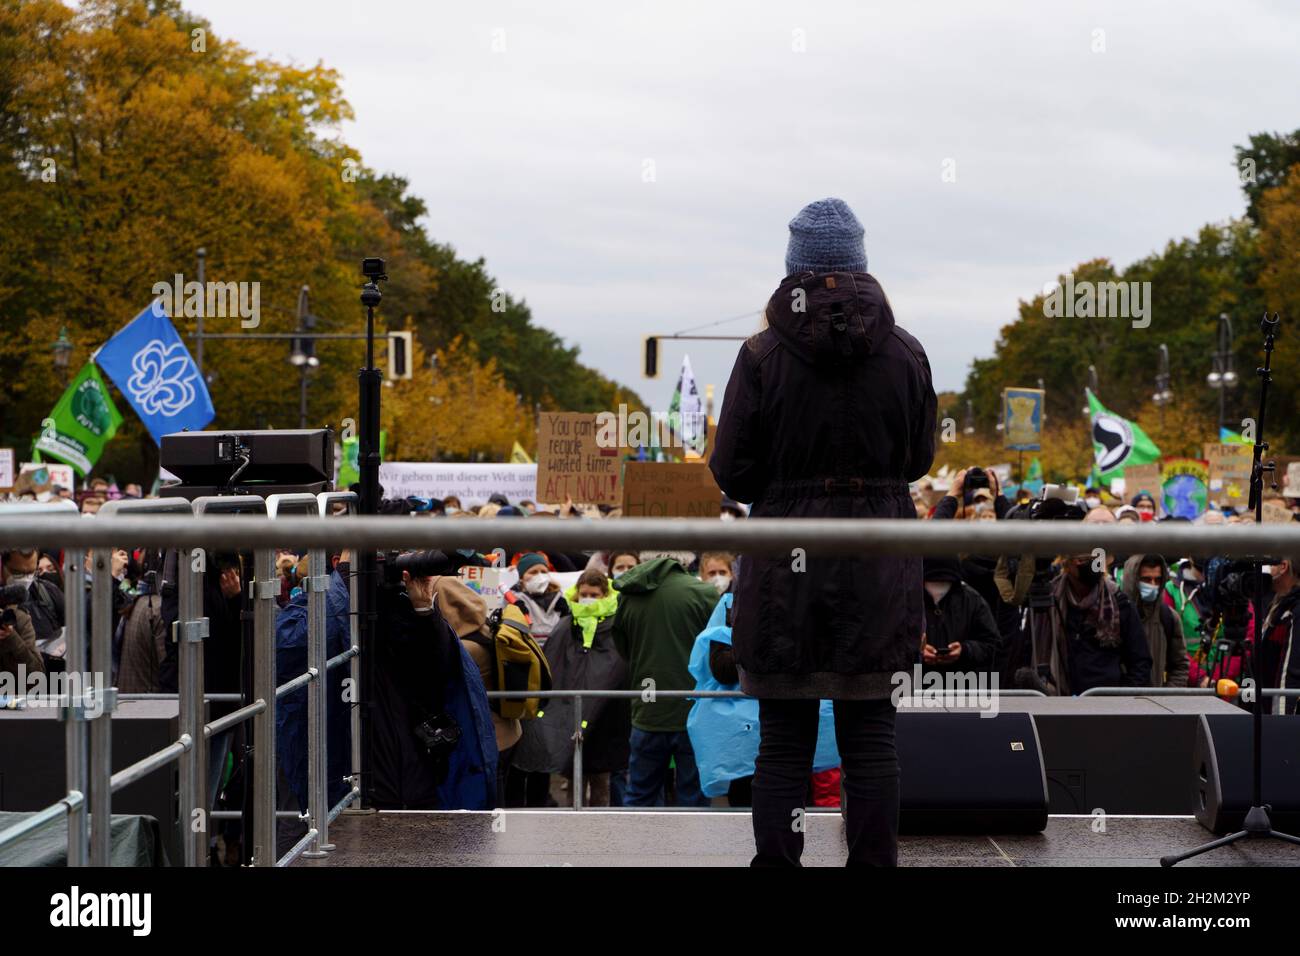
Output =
[
  {"x1": 785, "y1": 198, "x2": 867, "y2": 276},
  {"x1": 516, "y1": 552, "x2": 548, "y2": 577}
]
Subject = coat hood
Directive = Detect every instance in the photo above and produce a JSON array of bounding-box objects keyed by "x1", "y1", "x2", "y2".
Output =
[
  {"x1": 1121, "y1": 553, "x2": 1168, "y2": 610},
  {"x1": 765, "y1": 271, "x2": 895, "y2": 364},
  {"x1": 612, "y1": 556, "x2": 688, "y2": 594}
]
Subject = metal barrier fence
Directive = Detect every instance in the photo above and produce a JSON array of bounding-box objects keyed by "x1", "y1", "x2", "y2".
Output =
[{"x1": 1, "y1": 513, "x2": 1298, "y2": 863}]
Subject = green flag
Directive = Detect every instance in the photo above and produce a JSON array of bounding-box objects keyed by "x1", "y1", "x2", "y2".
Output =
[
  {"x1": 1086, "y1": 388, "x2": 1160, "y2": 481},
  {"x1": 32, "y1": 362, "x2": 123, "y2": 477},
  {"x1": 338, "y1": 430, "x2": 386, "y2": 488}
]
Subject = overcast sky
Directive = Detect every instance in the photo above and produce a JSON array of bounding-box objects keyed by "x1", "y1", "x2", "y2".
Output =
[{"x1": 185, "y1": 0, "x2": 1299, "y2": 406}]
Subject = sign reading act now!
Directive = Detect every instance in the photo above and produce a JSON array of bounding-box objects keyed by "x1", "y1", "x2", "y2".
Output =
[{"x1": 535, "y1": 412, "x2": 622, "y2": 505}]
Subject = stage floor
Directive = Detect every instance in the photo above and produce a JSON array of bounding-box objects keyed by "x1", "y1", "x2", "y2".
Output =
[{"x1": 295, "y1": 810, "x2": 1300, "y2": 867}]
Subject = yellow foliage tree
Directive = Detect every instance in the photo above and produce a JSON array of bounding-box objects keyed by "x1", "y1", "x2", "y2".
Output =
[{"x1": 381, "y1": 334, "x2": 530, "y2": 462}]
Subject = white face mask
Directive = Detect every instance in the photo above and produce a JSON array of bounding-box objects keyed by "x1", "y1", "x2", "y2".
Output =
[
  {"x1": 924, "y1": 581, "x2": 952, "y2": 604},
  {"x1": 444, "y1": 506, "x2": 459, "y2": 516},
  {"x1": 1085, "y1": 497, "x2": 1101, "y2": 509},
  {"x1": 611, "y1": 567, "x2": 631, "y2": 579},
  {"x1": 719, "y1": 511, "x2": 736, "y2": 522},
  {"x1": 708, "y1": 573, "x2": 731, "y2": 594},
  {"x1": 524, "y1": 572, "x2": 550, "y2": 594},
  {"x1": 577, "y1": 596, "x2": 597, "y2": 605}
]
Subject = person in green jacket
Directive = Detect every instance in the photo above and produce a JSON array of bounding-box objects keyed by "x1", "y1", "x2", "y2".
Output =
[{"x1": 612, "y1": 556, "x2": 720, "y2": 806}]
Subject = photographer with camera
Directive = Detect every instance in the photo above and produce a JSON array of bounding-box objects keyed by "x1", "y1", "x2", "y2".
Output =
[
  {"x1": 1, "y1": 548, "x2": 66, "y2": 648},
  {"x1": 0, "y1": 583, "x2": 44, "y2": 680},
  {"x1": 367, "y1": 548, "x2": 497, "y2": 810},
  {"x1": 921, "y1": 557, "x2": 1002, "y2": 678}
]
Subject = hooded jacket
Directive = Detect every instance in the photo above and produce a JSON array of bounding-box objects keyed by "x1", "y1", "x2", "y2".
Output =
[
  {"x1": 1119, "y1": 554, "x2": 1190, "y2": 688},
  {"x1": 709, "y1": 270, "x2": 937, "y2": 698},
  {"x1": 612, "y1": 557, "x2": 719, "y2": 732}
]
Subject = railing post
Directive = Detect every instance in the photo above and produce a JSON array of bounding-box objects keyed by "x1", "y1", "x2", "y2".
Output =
[
  {"x1": 303, "y1": 548, "x2": 332, "y2": 855},
  {"x1": 251, "y1": 548, "x2": 278, "y2": 866},
  {"x1": 61, "y1": 547, "x2": 89, "y2": 866},
  {"x1": 88, "y1": 548, "x2": 115, "y2": 865},
  {"x1": 348, "y1": 558, "x2": 363, "y2": 810},
  {"x1": 177, "y1": 548, "x2": 208, "y2": 866},
  {"x1": 572, "y1": 695, "x2": 584, "y2": 810}
]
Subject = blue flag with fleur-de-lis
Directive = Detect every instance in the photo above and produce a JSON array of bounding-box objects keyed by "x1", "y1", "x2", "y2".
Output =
[{"x1": 93, "y1": 300, "x2": 215, "y2": 444}]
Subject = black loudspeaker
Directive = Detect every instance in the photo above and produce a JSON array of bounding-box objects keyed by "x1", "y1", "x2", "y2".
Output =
[
  {"x1": 161, "y1": 429, "x2": 333, "y2": 486},
  {"x1": 158, "y1": 480, "x2": 331, "y2": 502},
  {"x1": 1191, "y1": 714, "x2": 1300, "y2": 834},
  {"x1": 895, "y1": 712, "x2": 1048, "y2": 833}
]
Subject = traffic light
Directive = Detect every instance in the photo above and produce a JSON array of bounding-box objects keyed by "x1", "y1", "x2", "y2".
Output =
[
  {"x1": 644, "y1": 336, "x2": 659, "y2": 378},
  {"x1": 387, "y1": 330, "x2": 413, "y2": 380}
]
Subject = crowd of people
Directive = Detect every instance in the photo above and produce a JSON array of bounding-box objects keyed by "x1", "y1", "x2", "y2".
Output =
[{"x1": 3, "y1": 457, "x2": 1300, "y2": 864}]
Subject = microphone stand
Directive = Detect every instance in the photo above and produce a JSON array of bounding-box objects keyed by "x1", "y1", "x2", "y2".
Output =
[{"x1": 1161, "y1": 312, "x2": 1300, "y2": 865}]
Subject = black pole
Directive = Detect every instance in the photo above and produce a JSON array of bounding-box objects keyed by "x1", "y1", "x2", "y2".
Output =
[{"x1": 356, "y1": 259, "x2": 386, "y2": 808}]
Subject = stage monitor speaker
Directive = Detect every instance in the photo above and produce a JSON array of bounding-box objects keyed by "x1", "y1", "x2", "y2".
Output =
[
  {"x1": 895, "y1": 711, "x2": 1048, "y2": 834},
  {"x1": 1191, "y1": 713, "x2": 1300, "y2": 834},
  {"x1": 159, "y1": 480, "x2": 331, "y2": 502},
  {"x1": 161, "y1": 429, "x2": 333, "y2": 486}
]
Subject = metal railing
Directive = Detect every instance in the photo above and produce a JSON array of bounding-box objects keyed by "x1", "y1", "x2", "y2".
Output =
[
  {"x1": 0, "y1": 494, "x2": 362, "y2": 867},
  {"x1": 1, "y1": 514, "x2": 1299, "y2": 861}
]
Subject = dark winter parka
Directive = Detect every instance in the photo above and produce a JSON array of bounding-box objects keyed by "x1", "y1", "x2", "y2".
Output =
[{"x1": 709, "y1": 271, "x2": 937, "y2": 698}]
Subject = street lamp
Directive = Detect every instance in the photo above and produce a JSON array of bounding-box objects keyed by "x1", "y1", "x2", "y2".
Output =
[
  {"x1": 52, "y1": 326, "x2": 73, "y2": 384},
  {"x1": 1206, "y1": 313, "x2": 1237, "y2": 432},
  {"x1": 290, "y1": 285, "x2": 320, "y2": 428},
  {"x1": 963, "y1": 399, "x2": 975, "y2": 436},
  {"x1": 1153, "y1": 344, "x2": 1174, "y2": 427},
  {"x1": 1081, "y1": 365, "x2": 1099, "y2": 417}
]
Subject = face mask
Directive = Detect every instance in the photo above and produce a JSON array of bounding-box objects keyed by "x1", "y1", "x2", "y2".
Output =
[
  {"x1": 611, "y1": 569, "x2": 628, "y2": 579},
  {"x1": 445, "y1": 506, "x2": 459, "y2": 516},
  {"x1": 924, "y1": 581, "x2": 952, "y2": 604},
  {"x1": 524, "y1": 573, "x2": 550, "y2": 594},
  {"x1": 577, "y1": 596, "x2": 598, "y2": 605},
  {"x1": 708, "y1": 574, "x2": 731, "y2": 594},
  {"x1": 7, "y1": 573, "x2": 33, "y2": 588},
  {"x1": 1085, "y1": 497, "x2": 1101, "y2": 509},
  {"x1": 1139, "y1": 512, "x2": 1154, "y2": 523},
  {"x1": 719, "y1": 512, "x2": 736, "y2": 522},
  {"x1": 1138, "y1": 582, "x2": 1161, "y2": 603}
]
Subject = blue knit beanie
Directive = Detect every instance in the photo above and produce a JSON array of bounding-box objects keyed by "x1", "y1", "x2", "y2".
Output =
[
  {"x1": 784, "y1": 198, "x2": 867, "y2": 276},
  {"x1": 516, "y1": 552, "x2": 548, "y2": 577}
]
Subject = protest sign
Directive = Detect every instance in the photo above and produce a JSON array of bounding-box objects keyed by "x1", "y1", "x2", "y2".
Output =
[
  {"x1": 1203, "y1": 443, "x2": 1253, "y2": 506},
  {"x1": 536, "y1": 412, "x2": 622, "y2": 505},
  {"x1": 622, "y1": 461, "x2": 721, "y2": 518},
  {"x1": 1161, "y1": 457, "x2": 1209, "y2": 519},
  {"x1": 1123, "y1": 462, "x2": 1163, "y2": 507},
  {"x1": 0, "y1": 449, "x2": 13, "y2": 489},
  {"x1": 378, "y1": 462, "x2": 536, "y2": 506},
  {"x1": 457, "y1": 566, "x2": 518, "y2": 609}
]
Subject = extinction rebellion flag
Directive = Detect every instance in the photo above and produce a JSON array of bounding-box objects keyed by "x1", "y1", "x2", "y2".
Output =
[
  {"x1": 1086, "y1": 388, "x2": 1161, "y2": 481},
  {"x1": 33, "y1": 361, "x2": 124, "y2": 476}
]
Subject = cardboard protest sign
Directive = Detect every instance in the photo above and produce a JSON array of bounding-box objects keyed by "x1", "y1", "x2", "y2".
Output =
[
  {"x1": 621, "y1": 461, "x2": 721, "y2": 518},
  {"x1": 1203, "y1": 443, "x2": 1253, "y2": 506},
  {"x1": 1286, "y1": 461, "x2": 1300, "y2": 500},
  {"x1": 1123, "y1": 462, "x2": 1163, "y2": 509},
  {"x1": 536, "y1": 412, "x2": 622, "y2": 505},
  {"x1": 1261, "y1": 500, "x2": 1294, "y2": 524},
  {"x1": 0, "y1": 449, "x2": 13, "y2": 490}
]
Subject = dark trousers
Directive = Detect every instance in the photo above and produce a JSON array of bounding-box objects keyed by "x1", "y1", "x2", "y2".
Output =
[{"x1": 752, "y1": 697, "x2": 898, "y2": 867}]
